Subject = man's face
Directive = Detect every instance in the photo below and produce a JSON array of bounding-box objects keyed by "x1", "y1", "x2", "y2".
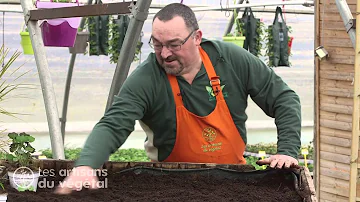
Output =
[{"x1": 151, "y1": 16, "x2": 200, "y2": 76}]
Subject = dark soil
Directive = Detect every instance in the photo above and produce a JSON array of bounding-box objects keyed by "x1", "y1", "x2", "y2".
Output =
[{"x1": 5, "y1": 168, "x2": 304, "y2": 202}]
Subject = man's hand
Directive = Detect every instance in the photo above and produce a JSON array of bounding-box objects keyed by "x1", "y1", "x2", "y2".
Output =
[
  {"x1": 256, "y1": 154, "x2": 300, "y2": 169},
  {"x1": 54, "y1": 166, "x2": 99, "y2": 195}
]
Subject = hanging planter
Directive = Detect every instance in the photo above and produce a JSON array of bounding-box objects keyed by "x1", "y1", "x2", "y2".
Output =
[
  {"x1": 222, "y1": 35, "x2": 246, "y2": 48},
  {"x1": 68, "y1": 31, "x2": 89, "y2": 54},
  {"x1": 19, "y1": 26, "x2": 34, "y2": 55},
  {"x1": 35, "y1": 0, "x2": 82, "y2": 47}
]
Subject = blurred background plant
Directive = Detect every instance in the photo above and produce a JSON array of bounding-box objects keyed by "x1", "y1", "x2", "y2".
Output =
[{"x1": 0, "y1": 46, "x2": 33, "y2": 153}]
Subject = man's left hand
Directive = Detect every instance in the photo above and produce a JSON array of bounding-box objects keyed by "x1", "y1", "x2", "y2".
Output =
[{"x1": 256, "y1": 154, "x2": 300, "y2": 169}]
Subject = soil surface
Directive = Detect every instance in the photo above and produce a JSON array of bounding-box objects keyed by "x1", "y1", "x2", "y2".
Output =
[{"x1": 5, "y1": 168, "x2": 304, "y2": 202}]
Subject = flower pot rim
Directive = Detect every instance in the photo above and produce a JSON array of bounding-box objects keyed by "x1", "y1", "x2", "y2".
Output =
[{"x1": 20, "y1": 31, "x2": 29, "y2": 36}]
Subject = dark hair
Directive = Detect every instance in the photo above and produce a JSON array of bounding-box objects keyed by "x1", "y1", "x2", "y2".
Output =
[{"x1": 153, "y1": 3, "x2": 199, "y2": 31}]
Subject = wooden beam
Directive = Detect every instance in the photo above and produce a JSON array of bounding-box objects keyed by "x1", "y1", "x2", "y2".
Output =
[
  {"x1": 28, "y1": 1, "x2": 133, "y2": 21},
  {"x1": 349, "y1": 0, "x2": 360, "y2": 200}
]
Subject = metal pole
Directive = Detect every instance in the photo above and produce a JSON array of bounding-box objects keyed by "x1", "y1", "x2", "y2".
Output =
[
  {"x1": 105, "y1": 0, "x2": 151, "y2": 111},
  {"x1": 150, "y1": 1, "x2": 314, "y2": 13},
  {"x1": 223, "y1": 0, "x2": 244, "y2": 36},
  {"x1": 60, "y1": 0, "x2": 92, "y2": 142},
  {"x1": 335, "y1": 0, "x2": 356, "y2": 48},
  {"x1": 20, "y1": 0, "x2": 65, "y2": 159},
  {"x1": 60, "y1": 53, "x2": 76, "y2": 142}
]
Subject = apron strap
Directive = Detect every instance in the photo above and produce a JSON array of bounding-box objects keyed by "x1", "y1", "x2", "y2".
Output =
[
  {"x1": 198, "y1": 47, "x2": 225, "y2": 101},
  {"x1": 167, "y1": 75, "x2": 184, "y2": 107},
  {"x1": 167, "y1": 46, "x2": 225, "y2": 107}
]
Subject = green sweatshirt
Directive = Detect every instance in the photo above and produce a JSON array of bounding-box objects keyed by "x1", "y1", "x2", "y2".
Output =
[{"x1": 75, "y1": 38, "x2": 301, "y2": 169}]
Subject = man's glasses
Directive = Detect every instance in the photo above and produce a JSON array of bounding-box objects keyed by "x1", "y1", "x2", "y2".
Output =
[{"x1": 148, "y1": 30, "x2": 196, "y2": 52}]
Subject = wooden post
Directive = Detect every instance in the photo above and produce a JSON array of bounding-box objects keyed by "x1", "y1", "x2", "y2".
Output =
[
  {"x1": 349, "y1": 0, "x2": 360, "y2": 200},
  {"x1": 314, "y1": 0, "x2": 320, "y2": 200}
]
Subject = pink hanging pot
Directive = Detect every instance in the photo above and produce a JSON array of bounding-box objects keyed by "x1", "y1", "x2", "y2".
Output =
[{"x1": 35, "y1": 0, "x2": 82, "y2": 47}]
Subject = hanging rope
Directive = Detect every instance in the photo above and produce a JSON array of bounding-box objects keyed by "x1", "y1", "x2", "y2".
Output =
[
  {"x1": 282, "y1": 0, "x2": 286, "y2": 22},
  {"x1": 225, "y1": 0, "x2": 230, "y2": 17}
]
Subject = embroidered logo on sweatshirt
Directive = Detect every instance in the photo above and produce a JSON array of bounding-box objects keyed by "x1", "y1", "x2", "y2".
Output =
[{"x1": 205, "y1": 85, "x2": 228, "y2": 101}]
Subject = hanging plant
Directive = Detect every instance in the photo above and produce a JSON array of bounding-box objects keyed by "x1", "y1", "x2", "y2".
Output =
[
  {"x1": 108, "y1": 15, "x2": 142, "y2": 64},
  {"x1": 264, "y1": 25, "x2": 274, "y2": 67},
  {"x1": 254, "y1": 20, "x2": 265, "y2": 57}
]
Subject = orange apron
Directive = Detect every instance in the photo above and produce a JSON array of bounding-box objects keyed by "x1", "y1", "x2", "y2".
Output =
[{"x1": 164, "y1": 47, "x2": 246, "y2": 164}]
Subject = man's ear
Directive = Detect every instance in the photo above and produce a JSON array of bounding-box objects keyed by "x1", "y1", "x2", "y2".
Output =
[{"x1": 194, "y1": 30, "x2": 202, "y2": 46}]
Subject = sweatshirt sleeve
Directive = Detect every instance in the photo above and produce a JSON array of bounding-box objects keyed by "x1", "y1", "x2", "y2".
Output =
[
  {"x1": 235, "y1": 48, "x2": 301, "y2": 159},
  {"x1": 74, "y1": 67, "x2": 153, "y2": 169}
]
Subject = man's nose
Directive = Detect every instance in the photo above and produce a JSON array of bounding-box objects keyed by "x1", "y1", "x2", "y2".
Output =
[{"x1": 160, "y1": 46, "x2": 172, "y2": 58}]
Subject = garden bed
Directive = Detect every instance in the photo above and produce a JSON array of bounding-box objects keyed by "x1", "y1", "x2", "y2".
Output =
[{"x1": 2, "y1": 160, "x2": 316, "y2": 202}]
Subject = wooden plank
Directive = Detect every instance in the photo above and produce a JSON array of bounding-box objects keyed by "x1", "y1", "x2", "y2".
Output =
[
  {"x1": 29, "y1": 1, "x2": 133, "y2": 20},
  {"x1": 319, "y1": 62, "x2": 354, "y2": 73},
  {"x1": 320, "y1": 167, "x2": 350, "y2": 181},
  {"x1": 320, "y1": 0, "x2": 357, "y2": 5},
  {"x1": 320, "y1": 103, "x2": 353, "y2": 115},
  {"x1": 320, "y1": 175, "x2": 349, "y2": 189},
  {"x1": 319, "y1": 70, "x2": 354, "y2": 81},
  {"x1": 320, "y1": 143, "x2": 351, "y2": 156},
  {"x1": 320, "y1": 191, "x2": 349, "y2": 202},
  {"x1": 320, "y1": 21, "x2": 350, "y2": 31},
  {"x1": 320, "y1": 38, "x2": 353, "y2": 48},
  {"x1": 320, "y1": 159, "x2": 350, "y2": 172},
  {"x1": 320, "y1": 110, "x2": 353, "y2": 122},
  {"x1": 320, "y1": 79, "x2": 354, "y2": 89},
  {"x1": 320, "y1": 126, "x2": 352, "y2": 139},
  {"x1": 320, "y1": 151, "x2": 351, "y2": 164},
  {"x1": 320, "y1": 119, "x2": 352, "y2": 131},
  {"x1": 326, "y1": 54, "x2": 355, "y2": 64},
  {"x1": 320, "y1": 135, "x2": 352, "y2": 148},
  {"x1": 319, "y1": 4, "x2": 356, "y2": 13},
  {"x1": 321, "y1": 30, "x2": 351, "y2": 39},
  {"x1": 320, "y1": 12, "x2": 343, "y2": 22},
  {"x1": 320, "y1": 86, "x2": 353, "y2": 98},
  {"x1": 320, "y1": 183, "x2": 350, "y2": 197},
  {"x1": 327, "y1": 48, "x2": 355, "y2": 58},
  {"x1": 320, "y1": 95, "x2": 354, "y2": 106}
]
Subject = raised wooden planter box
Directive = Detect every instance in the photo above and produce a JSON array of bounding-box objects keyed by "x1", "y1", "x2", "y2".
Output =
[{"x1": 2, "y1": 159, "x2": 317, "y2": 201}]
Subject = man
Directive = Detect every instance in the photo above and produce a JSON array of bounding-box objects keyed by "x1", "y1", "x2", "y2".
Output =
[{"x1": 56, "y1": 3, "x2": 301, "y2": 194}]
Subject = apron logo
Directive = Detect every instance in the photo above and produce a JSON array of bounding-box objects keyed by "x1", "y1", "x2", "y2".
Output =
[
  {"x1": 202, "y1": 127, "x2": 217, "y2": 142},
  {"x1": 205, "y1": 85, "x2": 228, "y2": 101}
]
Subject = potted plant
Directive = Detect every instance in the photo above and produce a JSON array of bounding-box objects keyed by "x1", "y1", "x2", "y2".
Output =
[
  {"x1": 222, "y1": 4, "x2": 246, "y2": 47},
  {"x1": 0, "y1": 182, "x2": 7, "y2": 202},
  {"x1": 35, "y1": 0, "x2": 82, "y2": 47},
  {"x1": 5, "y1": 132, "x2": 40, "y2": 192},
  {"x1": 19, "y1": 26, "x2": 34, "y2": 55}
]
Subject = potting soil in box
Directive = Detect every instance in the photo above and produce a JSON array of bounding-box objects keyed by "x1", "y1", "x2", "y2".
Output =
[{"x1": 5, "y1": 167, "x2": 311, "y2": 202}]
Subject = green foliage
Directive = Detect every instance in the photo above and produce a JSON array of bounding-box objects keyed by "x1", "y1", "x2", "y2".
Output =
[
  {"x1": 108, "y1": 16, "x2": 142, "y2": 64},
  {"x1": 5, "y1": 132, "x2": 36, "y2": 167},
  {"x1": 108, "y1": 148, "x2": 150, "y2": 162},
  {"x1": 245, "y1": 156, "x2": 267, "y2": 170},
  {"x1": 255, "y1": 20, "x2": 265, "y2": 57},
  {"x1": 0, "y1": 47, "x2": 31, "y2": 118},
  {"x1": 41, "y1": 147, "x2": 82, "y2": 160}
]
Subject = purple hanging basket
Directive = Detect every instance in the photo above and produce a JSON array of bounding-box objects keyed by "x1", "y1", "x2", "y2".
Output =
[{"x1": 36, "y1": 0, "x2": 82, "y2": 47}]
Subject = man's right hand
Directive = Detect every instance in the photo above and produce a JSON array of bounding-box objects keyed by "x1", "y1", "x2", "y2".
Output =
[{"x1": 54, "y1": 166, "x2": 99, "y2": 195}]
